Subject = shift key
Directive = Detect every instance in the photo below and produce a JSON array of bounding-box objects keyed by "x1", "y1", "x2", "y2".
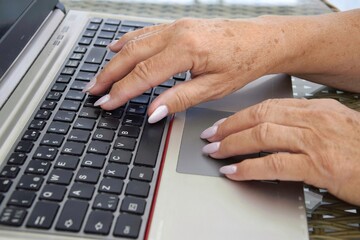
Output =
[
  {"x1": 55, "y1": 200, "x2": 88, "y2": 232},
  {"x1": 85, "y1": 47, "x2": 106, "y2": 64}
]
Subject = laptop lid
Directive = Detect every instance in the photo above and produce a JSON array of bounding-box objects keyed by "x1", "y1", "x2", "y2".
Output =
[{"x1": 0, "y1": 0, "x2": 59, "y2": 109}]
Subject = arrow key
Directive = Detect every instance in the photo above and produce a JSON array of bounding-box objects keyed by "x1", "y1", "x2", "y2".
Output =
[{"x1": 84, "y1": 211, "x2": 113, "y2": 235}]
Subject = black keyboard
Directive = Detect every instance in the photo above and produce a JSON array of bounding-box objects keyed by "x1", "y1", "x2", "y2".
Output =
[{"x1": 0, "y1": 18, "x2": 187, "y2": 239}]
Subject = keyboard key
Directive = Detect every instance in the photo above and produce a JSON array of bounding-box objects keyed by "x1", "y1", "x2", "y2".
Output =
[
  {"x1": 47, "y1": 169, "x2": 73, "y2": 185},
  {"x1": 70, "y1": 53, "x2": 83, "y2": 61},
  {"x1": 0, "y1": 207, "x2": 27, "y2": 226},
  {"x1": 122, "y1": 115, "x2": 144, "y2": 126},
  {"x1": 98, "y1": 178, "x2": 123, "y2": 195},
  {"x1": 127, "y1": 104, "x2": 147, "y2": 115},
  {"x1": 52, "y1": 83, "x2": 67, "y2": 92},
  {"x1": 74, "y1": 46, "x2": 87, "y2": 54},
  {"x1": 102, "y1": 24, "x2": 118, "y2": 32},
  {"x1": 29, "y1": 120, "x2": 46, "y2": 130},
  {"x1": 109, "y1": 150, "x2": 132, "y2": 164},
  {"x1": 25, "y1": 160, "x2": 51, "y2": 175},
  {"x1": 26, "y1": 201, "x2": 59, "y2": 229},
  {"x1": 87, "y1": 141, "x2": 110, "y2": 155},
  {"x1": 79, "y1": 107, "x2": 101, "y2": 119},
  {"x1": 104, "y1": 163, "x2": 128, "y2": 179},
  {"x1": 15, "y1": 141, "x2": 34, "y2": 153},
  {"x1": 1, "y1": 166, "x2": 20, "y2": 178},
  {"x1": 120, "y1": 197, "x2": 146, "y2": 215},
  {"x1": 85, "y1": 47, "x2": 106, "y2": 64},
  {"x1": 74, "y1": 118, "x2": 96, "y2": 131},
  {"x1": 160, "y1": 79, "x2": 175, "y2": 87},
  {"x1": 80, "y1": 63, "x2": 99, "y2": 73},
  {"x1": 118, "y1": 125, "x2": 140, "y2": 138},
  {"x1": 98, "y1": 117, "x2": 119, "y2": 130},
  {"x1": 22, "y1": 130, "x2": 40, "y2": 141},
  {"x1": 8, "y1": 190, "x2": 36, "y2": 208},
  {"x1": 114, "y1": 137, "x2": 136, "y2": 151},
  {"x1": 65, "y1": 90, "x2": 85, "y2": 101},
  {"x1": 98, "y1": 31, "x2": 115, "y2": 39},
  {"x1": 94, "y1": 38, "x2": 111, "y2": 47},
  {"x1": 48, "y1": 122, "x2": 70, "y2": 135},
  {"x1": 60, "y1": 100, "x2": 81, "y2": 111},
  {"x1": 57, "y1": 75, "x2": 71, "y2": 83},
  {"x1": 7, "y1": 152, "x2": 26, "y2": 165},
  {"x1": 84, "y1": 211, "x2": 113, "y2": 235},
  {"x1": 76, "y1": 71, "x2": 95, "y2": 81},
  {"x1": 54, "y1": 155, "x2": 80, "y2": 170},
  {"x1": 61, "y1": 67, "x2": 76, "y2": 76},
  {"x1": 61, "y1": 141, "x2": 85, "y2": 156},
  {"x1": 0, "y1": 179, "x2": 12, "y2": 192},
  {"x1": 71, "y1": 80, "x2": 87, "y2": 91},
  {"x1": 122, "y1": 20, "x2": 153, "y2": 28},
  {"x1": 81, "y1": 154, "x2": 106, "y2": 169},
  {"x1": 55, "y1": 200, "x2": 88, "y2": 232},
  {"x1": 79, "y1": 37, "x2": 92, "y2": 45},
  {"x1": 68, "y1": 129, "x2": 91, "y2": 142},
  {"x1": 75, "y1": 168, "x2": 100, "y2": 184},
  {"x1": 93, "y1": 129, "x2": 115, "y2": 142},
  {"x1": 69, "y1": 183, "x2": 95, "y2": 200},
  {"x1": 35, "y1": 109, "x2": 52, "y2": 120},
  {"x1": 134, "y1": 119, "x2": 166, "y2": 167},
  {"x1": 125, "y1": 181, "x2": 150, "y2": 198},
  {"x1": 130, "y1": 95, "x2": 149, "y2": 104},
  {"x1": 41, "y1": 133, "x2": 64, "y2": 147},
  {"x1": 40, "y1": 100, "x2": 57, "y2": 110},
  {"x1": 33, "y1": 146, "x2": 58, "y2": 161},
  {"x1": 83, "y1": 30, "x2": 96, "y2": 38},
  {"x1": 113, "y1": 214, "x2": 142, "y2": 238},
  {"x1": 66, "y1": 60, "x2": 80, "y2": 68},
  {"x1": 46, "y1": 91, "x2": 62, "y2": 101},
  {"x1": 93, "y1": 194, "x2": 118, "y2": 212},
  {"x1": 130, "y1": 166, "x2": 154, "y2": 182},
  {"x1": 87, "y1": 23, "x2": 100, "y2": 31},
  {"x1": 17, "y1": 175, "x2": 44, "y2": 191},
  {"x1": 40, "y1": 184, "x2": 67, "y2": 202}
]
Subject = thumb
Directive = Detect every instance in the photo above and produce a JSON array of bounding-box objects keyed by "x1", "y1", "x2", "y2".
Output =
[{"x1": 148, "y1": 74, "x2": 228, "y2": 123}]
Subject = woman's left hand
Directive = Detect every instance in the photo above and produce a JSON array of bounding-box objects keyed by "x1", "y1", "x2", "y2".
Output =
[{"x1": 201, "y1": 98, "x2": 360, "y2": 206}]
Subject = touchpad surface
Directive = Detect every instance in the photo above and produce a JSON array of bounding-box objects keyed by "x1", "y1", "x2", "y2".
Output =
[{"x1": 176, "y1": 107, "x2": 258, "y2": 177}]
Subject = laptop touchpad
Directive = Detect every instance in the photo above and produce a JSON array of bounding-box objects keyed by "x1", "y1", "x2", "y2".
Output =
[{"x1": 177, "y1": 107, "x2": 258, "y2": 177}]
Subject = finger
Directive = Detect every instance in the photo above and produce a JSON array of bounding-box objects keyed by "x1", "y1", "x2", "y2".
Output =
[
  {"x1": 202, "y1": 98, "x2": 312, "y2": 142},
  {"x1": 220, "y1": 152, "x2": 318, "y2": 185},
  {"x1": 109, "y1": 23, "x2": 169, "y2": 52},
  {"x1": 202, "y1": 122, "x2": 309, "y2": 159},
  {"x1": 87, "y1": 28, "x2": 169, "y2": 96},
  {"x1": 94, "y1": 46, "x2": 193, "y2": 110},
  {"x1": 147, "y1": 73, "x2": 234, "y2": 123}
]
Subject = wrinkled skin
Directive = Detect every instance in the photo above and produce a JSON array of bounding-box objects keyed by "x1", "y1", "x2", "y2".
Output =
[{"x1": 85, "y1": 10, "x2": 360, "y2": 205}]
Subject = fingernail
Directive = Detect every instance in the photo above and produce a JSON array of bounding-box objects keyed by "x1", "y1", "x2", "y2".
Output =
[
  {"x1": 107, "y1": 40, "x2": 117, "y2": 49},
  {"x1": 202, "y1": 142, "x2": 220, "y2": 154},
  {"x1": 82, "y1": 77, "x2": 97, "y2": 93},
  {"x1": 200, "y1": 125, "x2": 218, "y2": 139},
  {"x1": 219, "y1": 165, "x2": 237, "y2": 175},
  {"x1": 148, "y1": 105, "x2": 169, "y2": 124},
  {"x1": 94, "y1": 94, "x2": 110, "y2": 106},
  {"x1": 213, "y1": 118, "x2": 227, "y2": 126}
]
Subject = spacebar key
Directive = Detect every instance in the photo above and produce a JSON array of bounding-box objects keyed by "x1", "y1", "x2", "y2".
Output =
[
  {"x1": 55, "y1": 199, "x2": 88, "y2": 232},
  {"x1": 134, "y1": 118, "x2": 166, "y2": 167}
]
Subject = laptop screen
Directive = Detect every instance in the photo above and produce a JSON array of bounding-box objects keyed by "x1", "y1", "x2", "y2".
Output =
[{"x1": 0, "y1": 0, "x2": 59, "y2": 80}]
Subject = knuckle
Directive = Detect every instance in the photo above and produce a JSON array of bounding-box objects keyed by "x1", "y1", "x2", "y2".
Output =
[
  {"x1": 266, "y1": 154, "x2": 285, "y2": 175},
  {"x1": 253, "y1": 99, "x2": 275, "y2": 122},
  {"x1": 132, "y1": 61, "x2": 151, "y2": 82},
  {"x1": 121, "y1": 39, "x2": 137, "y2": 57},
  {"x1": 253, "y1": 122, "x2": 271, "y2": 145}
]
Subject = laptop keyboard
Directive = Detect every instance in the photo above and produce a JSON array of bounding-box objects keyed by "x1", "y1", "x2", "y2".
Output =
[{"x1": 0, "y1": 18, "x2": 186, "y2": 239}]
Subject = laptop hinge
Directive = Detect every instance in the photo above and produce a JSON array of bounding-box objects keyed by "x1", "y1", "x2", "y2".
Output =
[{"x1": 0, "y1": 9, "x2": 65, "y2": 110}]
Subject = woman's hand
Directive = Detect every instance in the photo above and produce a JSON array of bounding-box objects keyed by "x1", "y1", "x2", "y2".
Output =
[
  {"x1": 84, "y1": 17, "x2": 287, "y2": 122},
  {"x1": 201, "y1": 98, "x2": 360, "y2": 206}
]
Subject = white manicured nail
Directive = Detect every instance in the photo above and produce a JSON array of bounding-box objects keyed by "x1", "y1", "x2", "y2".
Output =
[
  {"x1": 213, "y1": 118, "x2": 227, "y2": 126},
  {"x1": 202, "y1": 142, "x2": 220, "y2": 154},
  {"x1": 107, "y1": 40, "x2": 117, "y2": 49},
  {"x1": 200, "y1": 125, "x2": 218, "y2": 139},
  {"x1": 219, "y1": 165, "x2": 237, "y2": 175},
  {"x1": 148, "y1": 105, "x2": 168, "y2": 124},
  {"x1": 82, "y1": 77, "x2": 97, "y2": 92},
  {"x1": 94, "y1": 94, "x2": 110, "y2": 106}
]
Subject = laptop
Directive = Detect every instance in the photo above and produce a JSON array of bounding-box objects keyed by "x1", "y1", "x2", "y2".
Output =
[{"x1": 0, "y1": 1, "x2": 309, "y2": 239}]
